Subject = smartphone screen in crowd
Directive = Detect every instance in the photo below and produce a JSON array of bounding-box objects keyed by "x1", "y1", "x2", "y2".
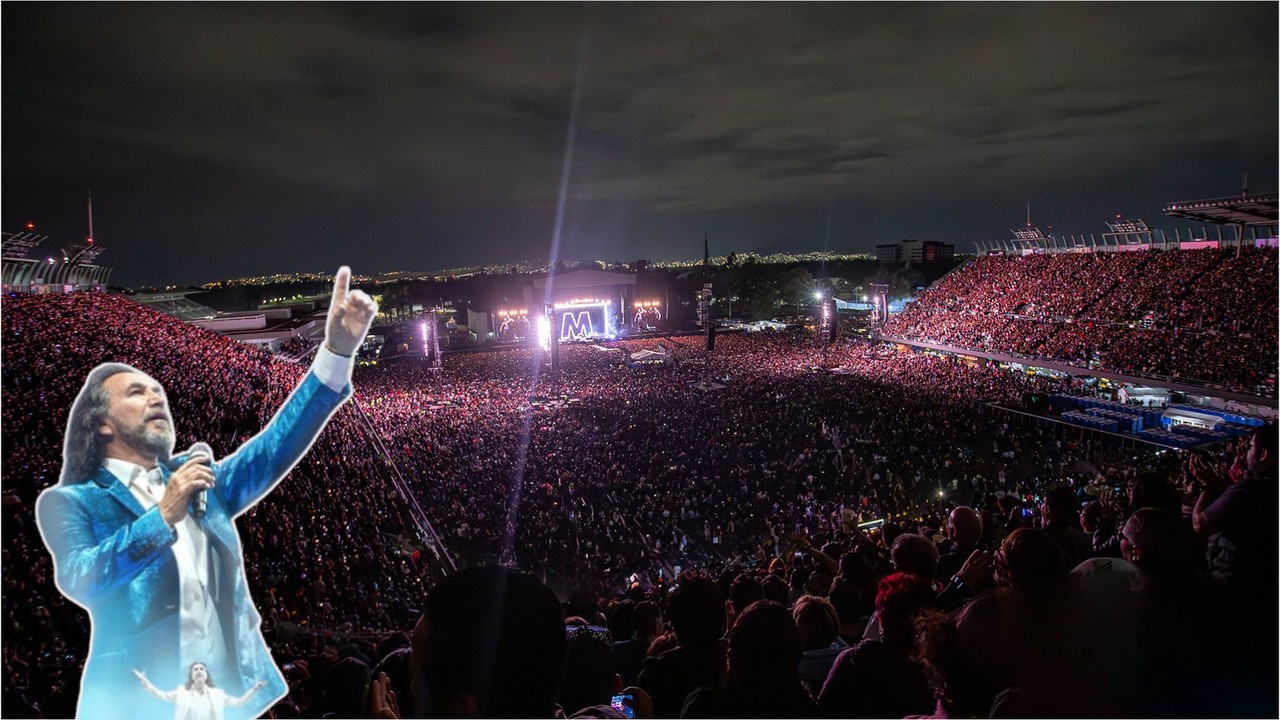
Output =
[{"x1": 611, "y1": 693, "x2": 635, "y2": 719}]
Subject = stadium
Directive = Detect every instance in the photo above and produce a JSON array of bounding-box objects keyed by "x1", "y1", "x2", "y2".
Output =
[{"x1": 2, "y1": 188, "x2": 1277, "y2": 718}]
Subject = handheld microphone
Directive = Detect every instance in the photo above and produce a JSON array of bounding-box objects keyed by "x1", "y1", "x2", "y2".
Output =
[{"x1": 172, "y1": 442, "x2": 216, "y2": 519}]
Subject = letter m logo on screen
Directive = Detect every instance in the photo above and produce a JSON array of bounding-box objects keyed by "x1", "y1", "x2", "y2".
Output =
[{"x1": 561, "y1": 311, "x2": 593, "y2": 340}]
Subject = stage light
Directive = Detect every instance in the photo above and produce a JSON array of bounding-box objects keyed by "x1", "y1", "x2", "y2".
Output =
[
  {"x1": 537, "y1": 315, "x2": 551, "y2": 350},
  {"x1": 813, "y1": 291, "x2": 824, "y2": 301}
]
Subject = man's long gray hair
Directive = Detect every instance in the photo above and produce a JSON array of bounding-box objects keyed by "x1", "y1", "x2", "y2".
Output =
[
  {"x1": 184, "y1": 662, "x2": 216, "y2": 690},
  {"x1": 60, "y1": 363, "x2": 162, "y2": 484}
]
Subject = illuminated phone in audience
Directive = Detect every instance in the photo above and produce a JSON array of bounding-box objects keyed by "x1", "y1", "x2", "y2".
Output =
[{"x1": 611, "y1": 693, "x2": 636, "y2": 718}]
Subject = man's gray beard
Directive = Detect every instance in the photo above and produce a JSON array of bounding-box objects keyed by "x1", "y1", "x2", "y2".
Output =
[{"x1": 119, "y1": 422, "x2": 175, "y2": 462}]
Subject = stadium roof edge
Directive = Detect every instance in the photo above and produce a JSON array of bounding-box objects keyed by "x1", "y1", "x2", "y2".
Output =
[{"x1": 1163, "y1": 193, "x2": 1278, "y2": 226}]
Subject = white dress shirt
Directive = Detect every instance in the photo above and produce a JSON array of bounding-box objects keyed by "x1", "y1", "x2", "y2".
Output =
[
  {"x1": 106, "y1": 456, "x2": 227, "y2": 676},
  {"x1": 148, "y1": 685, "x2": 233, "y2": 720},
  {"x1": 312, "y1": 344, "x2": 354, "y2": 394}
]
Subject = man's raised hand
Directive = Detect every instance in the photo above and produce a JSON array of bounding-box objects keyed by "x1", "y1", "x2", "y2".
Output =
[{"x1": 325, "y1": 266, "x2": 378, "y2": 357}]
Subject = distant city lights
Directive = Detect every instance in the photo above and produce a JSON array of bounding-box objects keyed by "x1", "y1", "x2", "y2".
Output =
[{"x1": 200, "y1": 252, "x2": 876, "y2": 290}]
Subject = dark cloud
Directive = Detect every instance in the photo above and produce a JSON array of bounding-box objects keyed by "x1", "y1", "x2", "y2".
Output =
[{"x1": 3, "y1": 3, "x2": 1276, "y2": 287}]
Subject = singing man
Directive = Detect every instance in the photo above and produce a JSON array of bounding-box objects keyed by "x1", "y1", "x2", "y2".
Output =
[{"x1": 36, "y1": 267, "x2": 376, "y2": 720}]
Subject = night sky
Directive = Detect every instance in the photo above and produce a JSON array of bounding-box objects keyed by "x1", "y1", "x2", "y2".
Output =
[{"x1": 3, "y1": 3, "x2": 1276, "y2": 288}]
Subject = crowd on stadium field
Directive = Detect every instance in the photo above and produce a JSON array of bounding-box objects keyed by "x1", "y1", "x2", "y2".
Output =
[
  {"x1": 353, "y1": 333, "x2": 1081, "y2": 590},
  {"x1": 882, "y1": 247, "x2": 1278, "y2": 389},
  {"x1": 3, "y1": 292, "x2": 1276, "y2": 718}
]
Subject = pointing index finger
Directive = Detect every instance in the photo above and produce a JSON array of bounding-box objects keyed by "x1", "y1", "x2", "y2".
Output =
[{"x1": 333, "y1": 266, "x2": 351, "y2": 307}]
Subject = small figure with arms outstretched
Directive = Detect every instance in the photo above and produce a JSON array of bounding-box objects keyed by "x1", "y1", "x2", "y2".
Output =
[{"x1": 133, "y1": 663, "x2": 266, "y2": 720}]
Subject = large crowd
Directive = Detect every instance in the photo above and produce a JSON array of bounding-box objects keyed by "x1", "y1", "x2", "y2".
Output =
[
  {"x1": 354, "y1": 332, "x2": 1089, "y2": 595},
  {"x1": 2, "y1": 289, "x2": 1276, "y2": 718},
  {"x1": 881, "y1": 247, "x2": 1278, "y2": 389}
]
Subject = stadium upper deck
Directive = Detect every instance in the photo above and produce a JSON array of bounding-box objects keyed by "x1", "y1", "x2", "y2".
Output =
[{"x1": 877, "y1": 246, "x2": 1278, "y2": 396}]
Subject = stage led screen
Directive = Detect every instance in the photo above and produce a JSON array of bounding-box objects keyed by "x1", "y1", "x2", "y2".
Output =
[{"x1": 557, "y1": 302, "x2": 611, "y2": 341}]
